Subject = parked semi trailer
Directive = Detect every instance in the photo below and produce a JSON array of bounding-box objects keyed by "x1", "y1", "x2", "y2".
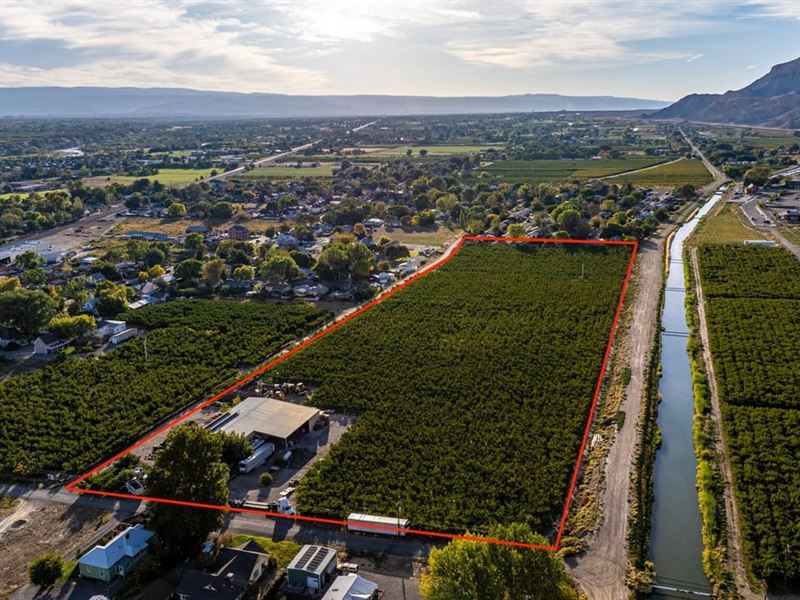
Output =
[
  {"x1": 346, "y1": 513, "x2": 409, "y2": 537},
  {"x1": 238, "y1": 438, "x2": 275, "y2": 473}
]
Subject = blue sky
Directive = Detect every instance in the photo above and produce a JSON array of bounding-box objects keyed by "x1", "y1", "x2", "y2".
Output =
[{"x1": 0, "y1": 0, "x2": 797, "y2": 101}]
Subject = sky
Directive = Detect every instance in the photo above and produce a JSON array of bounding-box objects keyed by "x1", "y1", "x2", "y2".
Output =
[{"x1": 0, "y1": 0, "x2": 798, "y2": 101}]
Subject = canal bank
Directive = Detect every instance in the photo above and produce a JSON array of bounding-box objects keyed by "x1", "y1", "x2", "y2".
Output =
[{"x1": 648, "y1": 191, "x2": 726, "y2": 598}]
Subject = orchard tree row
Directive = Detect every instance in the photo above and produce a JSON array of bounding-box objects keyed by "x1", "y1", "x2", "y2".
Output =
[{"x1": 270, "y1": 242, "x2": 632, "y2": 535}]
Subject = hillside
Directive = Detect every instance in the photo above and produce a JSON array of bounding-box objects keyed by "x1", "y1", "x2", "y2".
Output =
[
  {"x1": 655, "y1": 57, "x2": 800, "y2": 128},
  {"x1": 0, "y1": 87, "x2": 668, "y2": 118}
]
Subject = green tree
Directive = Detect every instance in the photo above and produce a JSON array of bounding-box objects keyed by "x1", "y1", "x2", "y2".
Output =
[
  {"x1": 48, "y1": 314, "x2": 96, "y2": 339},
  {"x1": 743, "y1": 165, "x2": 771, "y2": 186},
  {"x1": 0, "y1": 276, "x2": 21, "y2": 292},
  {"x1": 144, "y1": 247, "x2": 166, "y2": 268},
  {"x1": 167, "y1": 202, "x2": 187, "y2": 217},
  {"x1": 176, "y1": 258, "x2": 203, "y2": 281},
  {"x1": 15, "y1": 250, "x2": 44, "y2": 271},
  {"x1": 184, "y1": 233, "x2": 205, "y2": 259},
  {"x1": 421, "y1": 524, "x2": 577, "y2": 600},
  {"x1": 146, "y1": 424, "x2": 230, "y2": 557},
  {"x1": 506, "y1": 223, "x2": 527, "y2": 238},
  {"x1": 259, "y1": 251, "x2": 302, "y2": 283},
  {"x1": 29, "y1": 553, "x2": 63, "y2": 587},
  {"x1": 557, "y1": 209, "x2": 581, "y2": 234},
  {"x1": 210, "y1": 202, "x2": 234, "y2": 220},
  {"x1": 220, "y1": 432, "x2": 253, "y2": 466},
  {"x1": 315, "y1": 239, "x2": 373, "y2": 281},
  {"x1": 95, "y1": 281, "x2": 134, "y2": 316},
  {"x1": 0, "y1": 289, "x2": 59, "y2": 338},
  {"x1": 232, "y1": 265, "x2": 255, "y2": 281},
  {"x1": 202, "y1": 258, "x2": 227, "y2": 284}
]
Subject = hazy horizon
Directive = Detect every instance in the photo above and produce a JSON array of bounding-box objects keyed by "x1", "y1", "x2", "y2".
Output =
[{"x1": 0, "y1": 1, "x2": 798, "y2": 102}]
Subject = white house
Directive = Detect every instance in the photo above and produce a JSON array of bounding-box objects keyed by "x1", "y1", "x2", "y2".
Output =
[
  {"x1": 96, "y1": 320, "x2": 127, "y2": 339},
  {"x1": 33, "y1": 333, "x2": 69, "y2": 356},
  {"x1": 78, "y1": 524, "x2": 154, "y2": 582}
]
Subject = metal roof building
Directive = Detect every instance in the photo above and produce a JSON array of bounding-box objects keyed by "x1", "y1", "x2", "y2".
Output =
[
  {"x1": 215, "y1": 396, "x2": 320, "y2": 447},
  {"x1": 286, "y1": 545, "x2": 337, "y2": 591}
]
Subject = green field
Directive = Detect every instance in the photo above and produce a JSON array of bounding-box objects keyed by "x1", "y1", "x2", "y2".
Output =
[
  {"x1": 0, "y1": 188, "x2": 67, "y2": 200},
  {"x1": 693, "y1": 203, "x2": 769, "y2": 245},
  {"x1": 705, "y1": 126, "x2": 800, "y2": 150},
  {"x1": 234, "y1": 163, "x2": 338, "y2": 179},
  {"x1": 481, "y1": 157, "x2": 668, "y2": 183},
  {"x1": 698, "y1": 246, "x2": 800, "y2": 580},
  {"x1": 603, "y1": 158, "x2": 712, "y2": 188},
  {"x1": 362, "y1": 144, "x2": 504, "y2": 157},
  {"x1": 87, "y1": 168, "x2": 216, "y2": 187},
  {"x1": 269, "y1": 242, "x2": 633, "y2": 535}
]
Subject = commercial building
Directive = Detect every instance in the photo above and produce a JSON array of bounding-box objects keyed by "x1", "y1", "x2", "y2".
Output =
[{"x1": 213, "y1": 397, "x2": 320, "y2": 448}]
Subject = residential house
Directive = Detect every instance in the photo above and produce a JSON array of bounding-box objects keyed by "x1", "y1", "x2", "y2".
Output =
[
  {"x1": 78, "y1": 524, "x2": 154, "y2": 582},
  {"x1": 33, "y1": 333, "x2": 69, "y2": 355},
  {"x1": 276, "y1": 233, "x2": 298, "y2": 249},
  {"x1": 96, "y1": 319, "x2": 128, "y2": 339},
  {"x1": 227, "y1": 225, "x2": 250, "y2": 241},
  {"x1": 173, "y1": 541, "x2": 270, "y2": 600},
  {"x1": 321, "y1": 574, "x2": 379, "y2": 600},
  {"x1": 186, "y1": 225, "x2": 211, "y2": 235},
  {"x1": 286, "y1": 545, "x2": 337, "y2": 593}
]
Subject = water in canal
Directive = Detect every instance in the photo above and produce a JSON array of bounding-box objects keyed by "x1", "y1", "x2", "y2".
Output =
[{"x1": 648, "y1": 192, "x2": 724, "y2": 597}]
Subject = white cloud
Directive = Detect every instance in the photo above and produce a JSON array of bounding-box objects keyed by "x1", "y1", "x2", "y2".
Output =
[
  {"x1": 0, "y1": 0, "x2": 328, "y2": 92},
  {"x1": 0, "y1": 0, "x2": 794, "y2": 93}
]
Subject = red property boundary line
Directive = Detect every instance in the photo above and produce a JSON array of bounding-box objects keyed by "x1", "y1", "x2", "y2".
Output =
[{"x1": 66, "y1": 235, "x2": 638, "y2": 552}]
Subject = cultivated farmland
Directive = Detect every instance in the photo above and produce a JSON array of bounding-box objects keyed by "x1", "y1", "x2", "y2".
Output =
[
  {"x1": 604, "y1": 158, "x2": 712, "y2": 188},
  {"x1": 0, "y1": 300, "x2": 328, "y2": 476},
  {"x1": 698, "y1": 245, "x2": 800, "y2": 580},
  {"x1": 270, "y1": 242, "x2": 632, "y2": 535},
  {"x1": 481, "y1": 157, "x2": 667, "y2": 183}
]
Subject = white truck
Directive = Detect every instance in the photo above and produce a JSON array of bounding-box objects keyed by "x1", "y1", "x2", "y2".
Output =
[
  {"x1": 347, "y1": 513, "x2": 409, "y2": 537},
  {"x1": 238, "y1": 439, "x2": 275, "y2": 473}
]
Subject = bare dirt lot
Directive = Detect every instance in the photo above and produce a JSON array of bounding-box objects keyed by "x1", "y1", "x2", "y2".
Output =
[{"x1": 0, "y1": 499, "x2": 113, "y2": 599}]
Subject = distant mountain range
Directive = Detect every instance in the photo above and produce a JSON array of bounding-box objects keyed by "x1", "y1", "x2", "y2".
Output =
[
  {"x1": 0, "y1": 87, "x2": 668, "y2": 118},
  {"x1": 655, "y1": 57, "x2": 800, "y2": 128}
]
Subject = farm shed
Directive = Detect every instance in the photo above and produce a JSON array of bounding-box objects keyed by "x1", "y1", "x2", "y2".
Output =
[
  {"x1": 217, "y1": 396, "x2": 320, "y2": 448},
  {"x1": 286, "y1": 545, "x2": 337, "y2": 591}
]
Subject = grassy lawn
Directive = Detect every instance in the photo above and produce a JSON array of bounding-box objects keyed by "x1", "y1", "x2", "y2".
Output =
[
  {"x1": 694, "y1": 203, "x2": 770, "y2": 245},
  {"x1": 603, "y1": 158, "x2": 712, "y2": 188},
  {"x1": 234, "y1": 164, "x2": 338, "y2": 179},
  {"x1": 229, "y1": 534, "x2": 302, "y2": 568},
  {"x1": 780, "y1": 225, "x2": 800, "y2": 245},
  {"x1": 0, "y1": 189, "x2": 67, "y2": 200},
  {"x1": 374, "y1": 224, "x2": 463, "y2": 247},
  {"x1": 85, "y1": 168, "x2": 215, "y2": 187},
  {"x1": 56, "y1": 560, "x2": 78, "y2": 585},
  {"x1": 0, "y1": 495, "x2": 18, "y2": 511},
  {"x1": 481, "y1": 157, "x2": 668, "y2": 183}
]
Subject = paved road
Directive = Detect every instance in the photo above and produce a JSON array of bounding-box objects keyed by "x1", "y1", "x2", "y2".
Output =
[
  {"x1": 681, "y1": 129, "x2": 728, "y2": 187},
  {"x1": 206, "y1": 140, "x2": 321, "y2": 182}
]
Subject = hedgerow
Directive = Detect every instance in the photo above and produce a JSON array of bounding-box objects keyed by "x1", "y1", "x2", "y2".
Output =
[
  {"x1": 699, "y1": 244, "x2": 800, "y2": 580},
  {"x1": 270, "y1": 242, "x2": 632, "y2": 535},
  {"x1": 0, "y1": 300, "x2": 328, "y2": 476}
]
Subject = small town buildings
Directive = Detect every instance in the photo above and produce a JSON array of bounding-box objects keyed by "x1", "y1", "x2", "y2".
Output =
[
  {"x1": 78, "y1": 524, "x2": 154, "y2": 582},
  {"x1": 227, "y1": 224, "x2": 250, "y2": 241},
  {"x1": 286, "y1": 545, "x2": 338, "y2": 593},
  {"x1": 321, "y1": 574, "x2": 379, "y2": 600},
  {"x1": 173, "y1": 541, "x2": 270, "y2": 600},
  {"x1": 33, "y1": 333, "x2": 69, "y2": 355}
]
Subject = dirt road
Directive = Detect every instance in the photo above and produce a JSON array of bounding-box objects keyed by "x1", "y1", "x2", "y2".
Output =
[{"x1": 569, "y1": 230, "x2": 667, "y2": 600}]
